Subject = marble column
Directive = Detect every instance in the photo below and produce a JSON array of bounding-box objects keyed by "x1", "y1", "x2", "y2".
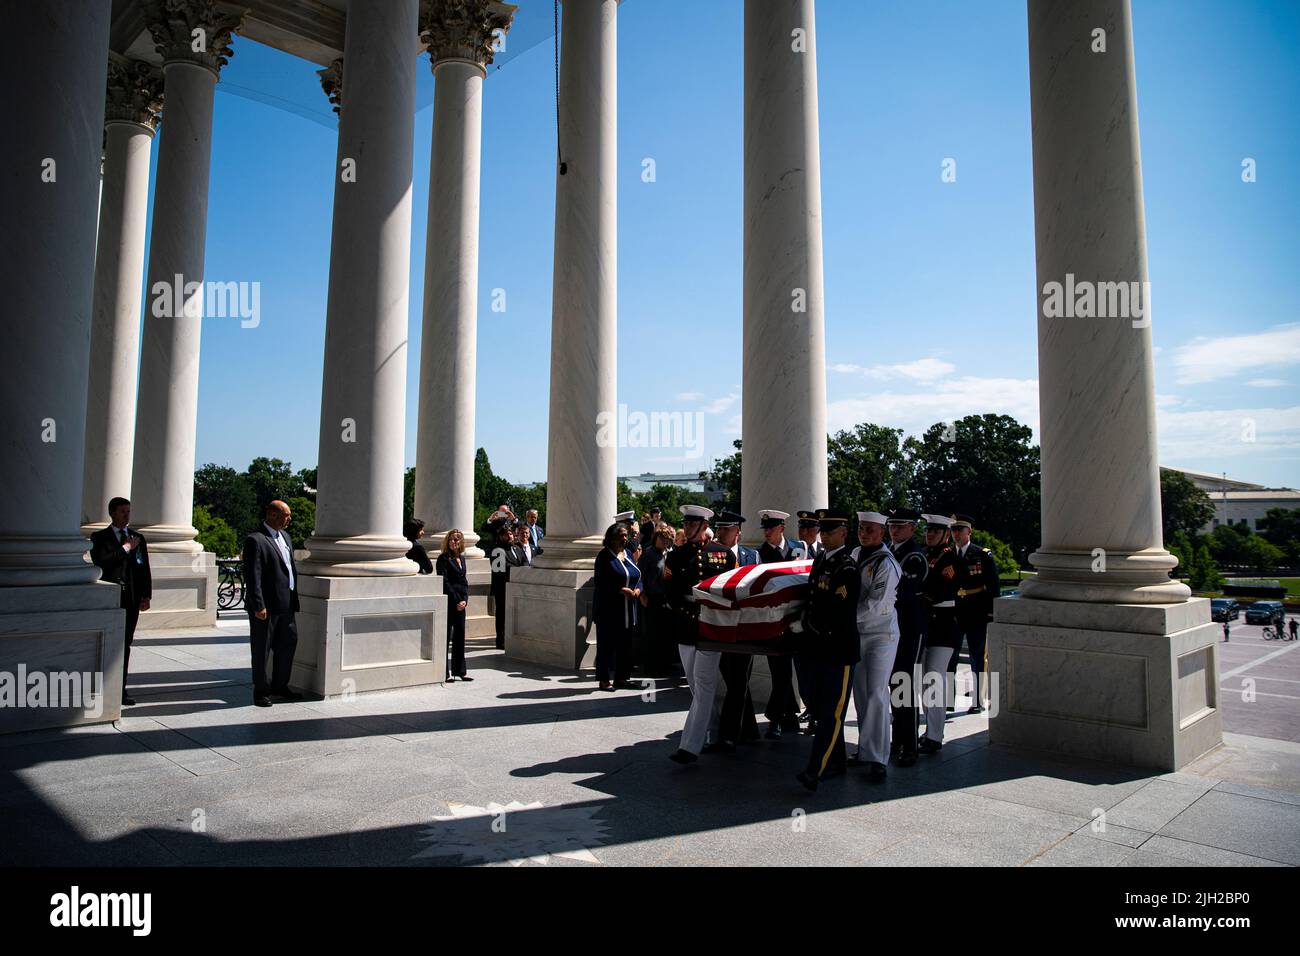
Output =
[
  {"x1": 125, "y1": 0, "x2": 238, "y2": 629},
  {"x1": 295, "y1": 0, "x2": 443, "y2": 697},
  {"x1": 987, "y1": 0, "x2": 1219, "y2": 770},
  {"x1": 82, "y1": 55, "x2": 164, "y2": 534},
  {"x1": 0, "y1": 0, "x2": 125, "y2": 732},
  {"x1": 505, "y1": 0, "x2": 618, "y2": 669},
  {"x1": 739, "y1": 0, "x2": 829, "y2": 539},
  {"x1": 131, "y1": 0, "x2": 239, "y2": 556},
  {"x1": 414, "y1": 0, "x2": 515, "y2": 560}
]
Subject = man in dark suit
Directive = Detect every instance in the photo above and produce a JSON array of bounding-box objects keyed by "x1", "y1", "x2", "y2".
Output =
[
  {"x1": 243, "y1": 500, "x2": 302, "y2": 707},
  {"x1": 89, "y1": 496, "x2": 152, "y2": 706}
]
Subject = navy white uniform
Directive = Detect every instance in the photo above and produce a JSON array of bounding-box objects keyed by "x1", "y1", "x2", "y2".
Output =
[{"x1": 848, "y1": 514, "x2": 900, "y2": 772}]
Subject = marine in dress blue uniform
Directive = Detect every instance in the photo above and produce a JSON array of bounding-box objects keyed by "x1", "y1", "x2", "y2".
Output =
[{"x1": 950, "y1": 513, "x2": 999, "y2": 713}]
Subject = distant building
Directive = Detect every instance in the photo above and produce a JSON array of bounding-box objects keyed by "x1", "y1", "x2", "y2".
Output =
[
  {"x1": 1161, "y1": 466, "x2": 1300, "y2": 534},
  {"x1": 618, "y1": 472, "x2": 725, "y2": 503}
]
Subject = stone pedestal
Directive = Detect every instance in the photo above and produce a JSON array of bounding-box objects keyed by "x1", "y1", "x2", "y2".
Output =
[
  {"x1": 135, "y1": 551, "x2": 217, "y2": 630},
  {"x1": 505, "y1": 567, "x2": 595, "y2": 670},
  {"x1": 988, "y1": 597, "x2": 1220, "y2": 770},
  {"x1": 293, "y1": 575, "x2": 446, "y2": 697},
  {"x1": 0, "y1": 584, "x2": 124, "y2": 734}
]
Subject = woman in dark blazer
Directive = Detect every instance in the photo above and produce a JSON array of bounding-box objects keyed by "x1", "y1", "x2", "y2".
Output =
[
  {"x1": 404, "y1": 518, "x2": 434, "y2": 574},
  {"x1": 435, "y1": 529, "x2": 471, "y2": 681},
  {"x1": 593, "y1": 523, "x2": 641, "y2": 691}
]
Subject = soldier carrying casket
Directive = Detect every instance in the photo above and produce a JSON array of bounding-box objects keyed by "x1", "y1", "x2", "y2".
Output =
[{"x1": 796, "y1": 509, "x2": 861, "y2": 792}]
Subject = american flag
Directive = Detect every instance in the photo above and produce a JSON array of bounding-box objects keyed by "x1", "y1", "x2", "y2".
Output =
[{"x1": 693, "y1": 559, "x2": 814, "y2": 644}]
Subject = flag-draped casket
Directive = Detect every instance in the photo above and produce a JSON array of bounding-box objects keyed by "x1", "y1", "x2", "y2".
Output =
[{"x1": 692, "y1": 560, "x2": 813, "y2": 654}]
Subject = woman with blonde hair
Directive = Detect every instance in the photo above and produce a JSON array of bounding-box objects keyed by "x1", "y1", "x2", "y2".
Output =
[{"x1": 435, "y1": 529, "x2": 471, "y2": 681}]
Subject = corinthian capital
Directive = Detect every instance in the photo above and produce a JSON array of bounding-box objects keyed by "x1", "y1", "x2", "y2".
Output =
[
  {"x1": 419, "y1": 0, "x2": 516, "y2": 69},
  {"x1": 105, "y1": 53, "x2": 165, "y2": 130},
  {"x1": 141, "y1": 0, "x2": 243, "y2": 76}
]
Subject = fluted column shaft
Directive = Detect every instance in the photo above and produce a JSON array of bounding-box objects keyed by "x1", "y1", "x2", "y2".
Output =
[
  {"x1": 303, "y1": 0, "x2": 419, "y2": 576},
  {"x1": 414, "y1": 1, "x2": 514, "y2": 560},
  {"x1": 0, "y1": 0, "x2": 109, "y2": 586},
  {"x1": 740, "y1": 0, "x2": 828, "y2": 538},
  {"x1": 83, "y1": 60, "x2": 162, "y2": 533},
  {"x1": 1020, "y1": 0, "x2": 1187, "y2": 604},
  {"x1": 538, "y1": 0, "x2": 618, "y2": 569}
]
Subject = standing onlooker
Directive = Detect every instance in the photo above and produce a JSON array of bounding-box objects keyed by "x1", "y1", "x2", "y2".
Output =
[
  {"x1": 593, "y1": 524, "x2": 641, "y2": 690},
  {"x1": 89, "y1": 496, "x2": 152, "y2": 706},
  {"x1": 638, "y1": 524, "x2": 674, "y2": 675},
  {"x1": 404, "y1": 518, "x2": 433, "y2": 574},
  {"x1": 436, "y1": 529, "x2": 472, "y2": 681},
  {"x1": 674, "y1": 527, "x2": 687, "y2": 548},
  {"x1": 515, "y1": 522, "x2": 534, "y2": 566},
  {"x1": 487, "y1": 514, "x2": 521, "y2": 650},
  {"x1": 639, "y1": 507, "x2": 661, "y2": 551},
  {"x1": 243, "y1": 501, "x2": 302, "y2": 707},
  {"x1": 525, "y1": 509, "x2": 544, "y2": 552}
]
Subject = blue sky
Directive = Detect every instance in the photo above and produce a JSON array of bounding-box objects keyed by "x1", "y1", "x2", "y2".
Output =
[{"x1": 160, "y1": 0, "x2": 1299, "y2": 488}]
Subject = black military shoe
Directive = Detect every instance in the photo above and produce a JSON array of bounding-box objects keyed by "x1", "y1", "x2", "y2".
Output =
[
  {"x1": 764, "y1": 724, "x2": 783, "y2": 740},
  {"x1": 121, "y1": 695, "x2": 136, "y2": 707},
  {"x1": 968, "y1": 704, "x2": 985, "y2": 714},
  {"x1": 254, "y1": 696, "x2": 272, "y2": 708},
  {"x1": 896, "y1": 751, "x2": 918, "y2": 767},
  {"x1": 669, "y1": 749, "x2": 698, "y2": 765},
  {"x1": 919, "y1": 737, "x2": 943, "y2": 755},
  {"x1": 795, "y1": 770, "x2": 818, "y2": 792},
  {"x1": 867, "y1": 762, "x2": 888, "y2": 782}
]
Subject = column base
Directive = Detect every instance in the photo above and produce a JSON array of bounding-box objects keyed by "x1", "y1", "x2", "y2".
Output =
[
  {"x1": 988, "y1": 595, "x2": 1221, "y2": 771},
  {"x1": 0, "y1": 582, "x2": 125, "y2": 733},
  {"x1": 292, "y1": 574, "x2": 445, "y2": 697},
  {"x1": 1024, "y1": 548, "x2": 1191, "y2": 603},
  {"x1": 504, "y1": 565, "x2": 596, "y2": 670},
  {"x1": 136, "y1": 551, "x2": 217, "y2": 630}
]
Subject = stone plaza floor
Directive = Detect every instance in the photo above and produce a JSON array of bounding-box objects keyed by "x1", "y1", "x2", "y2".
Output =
[{"x1": 2, "y1": 615, "x2": 1298, "y2": 867}]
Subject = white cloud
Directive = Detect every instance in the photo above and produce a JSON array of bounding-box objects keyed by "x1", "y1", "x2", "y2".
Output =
[
  {"x1": 675, "y1": 391, "x2": 704, "y2": 402},
  {"x1": 1156, "y1": 405, "x2": 1300, "y2": 459},
  {"x1": 1246, "y1": 378, "x2": 1287, "y2": 388},
  {"x1": 827, "y1": 375, "x2": 1040, "y2": 440},
  {"x1": 1172, "y1": 324, "x2": 1300, "y2": 385},
  {"x1": 831, "y1": 358, "x2": 957, "y2": 384},
  {"x1": 702, "y1": 393, "x2": 739, "y2": 415}
]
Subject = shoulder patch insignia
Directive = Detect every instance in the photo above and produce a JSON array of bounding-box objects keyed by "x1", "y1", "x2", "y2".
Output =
[{"x1": 835, "y1": 585, "x2": 848, "y2": 599}]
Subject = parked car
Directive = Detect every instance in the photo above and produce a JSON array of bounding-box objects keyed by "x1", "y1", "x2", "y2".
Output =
[
  {"x1": 1245, "y1": 600, "x2": 1285, "y2": 626},
  {"x1": 1210, "y1": 598, "x2": 1240, "y2": 623}
]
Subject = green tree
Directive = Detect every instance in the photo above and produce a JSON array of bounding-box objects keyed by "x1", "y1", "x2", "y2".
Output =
[
  {"x1": 972, "y1": 529, "x2": 1019, "y2": 577},
  {"x1": 286, "y1": 496, "x2": 316, "y2": 551},
  {"x1": 1190, "y1": 544, "x2": 1224, "y2": 592},
  {"x1": 1259, "y1": 507, "x2": 1300, "y2": 564},
  {"x1": 1166, "y1": 529, "x2": 1195, "y2": 580},
  {"x1": 194, "y1": 463, "x2": 257, "y2": 538},
  {"x1": 1241, "y1": 535, "x2": 1284, "y2": 574},
  {"x1": 702, "y1": 439, "x2": 742, "y2": 513},
  {"x1": 193, "y1": 504, "x2": 238, "y2": 557},
  {"x1": 628, "y1": 483, "x2": 710, "y2": 526},
  {"x1": 910, "y1": 414, "x2": 1041, "y2": 562},
  {"x1": 246, "y1": 457, "x2": 302, "y2": 512},
  {"x1": 1159, "y1": 469, "x2": 1215, "y2": 542},
  {"x1": 296, "y1": 467, "x2": 318, "y2": 500},
  {"x1": 404, "y1": 467, "x2": 416, "y2": 524},
  {"x1": 827, "y1": 423, "x2": 917, "y2": 514},
  {"x1": 1207, "y1": 523, "x2": 1250, "y2": 568}
]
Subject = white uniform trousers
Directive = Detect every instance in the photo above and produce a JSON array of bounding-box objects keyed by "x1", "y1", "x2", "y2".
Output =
[
  {"x1": 851, "y1": 629, "x2": 898, "y2": 764},
  {"x1": 921, "y1": 645, "x2": 955, "y2": 743},
  {"x1": 678, "y1": 645, "x2": 722, "y2": 754}
]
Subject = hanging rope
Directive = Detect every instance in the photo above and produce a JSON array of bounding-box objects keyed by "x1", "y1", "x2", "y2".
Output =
[{"x1": 555, "y1": 0, "x2": 566, "y2": 174}]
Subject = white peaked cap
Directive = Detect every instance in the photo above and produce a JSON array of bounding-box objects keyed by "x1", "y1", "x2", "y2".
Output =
[
  {"x1": 922, "y1": 513, "x2": 953, "y2": 527},
  {"x1": 680, "y1": 504, "x2": 714, "y2": 520},
  {"x1": 858, "y1": 511, "x2": 889, "y2": 525}
]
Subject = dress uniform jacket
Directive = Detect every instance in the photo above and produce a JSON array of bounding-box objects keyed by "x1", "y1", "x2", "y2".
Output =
[
  {"x1": 664, "y1": 539, "x2": 736, "y2": 646},
  {"x1": 925, "y1": 543, "x2": 961, "y2": 649},
  {"x1": 799, "y1": 545, "x2": 860, "y2": 779},
  {"x1": 953, "y1": 544, "x2": 999, "y2": 624}
]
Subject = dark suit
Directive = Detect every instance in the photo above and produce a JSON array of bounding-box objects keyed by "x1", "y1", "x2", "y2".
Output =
[
  {"x1": 718, "y1": 543, "x2": 761, "y2": 744},
  {"x1": 90, "y1": 525, "x2": 152, "y2": 700},
  {"x1": 242, "y1": 525, "x2": 300, "y2": 698},
  {"x1": 436, "y1": 551, "x2": 469, "y2": 677}
]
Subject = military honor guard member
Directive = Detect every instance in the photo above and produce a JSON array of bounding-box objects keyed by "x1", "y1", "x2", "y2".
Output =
[
  {"x1": 667, "y1": 505, "x2": 738, "y2": 763},
  {"x1": 796, "y1": 509, "x2": 860, "y2": 791},
  {"x1": 757, "y1": 509, "x2": 803, "y2": 738},
  {"x1": 715, "y1": 511, "x2": 761, "y2": 748},
  {"x1": 950, "y1": 513, "x2": 999, "y2": 713},
  {"x1": 919, "y1": 513, "x2": 960, "y2": 752},
  {"x1": 886, "y1": 507, "x2": 929, "y2": 766},
  {"x1": 793, "y1": 508, "x2": 824, "y2": 732},
  {"x1": 847, "y1": 511, "x2": 901, "y2": 781}
]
